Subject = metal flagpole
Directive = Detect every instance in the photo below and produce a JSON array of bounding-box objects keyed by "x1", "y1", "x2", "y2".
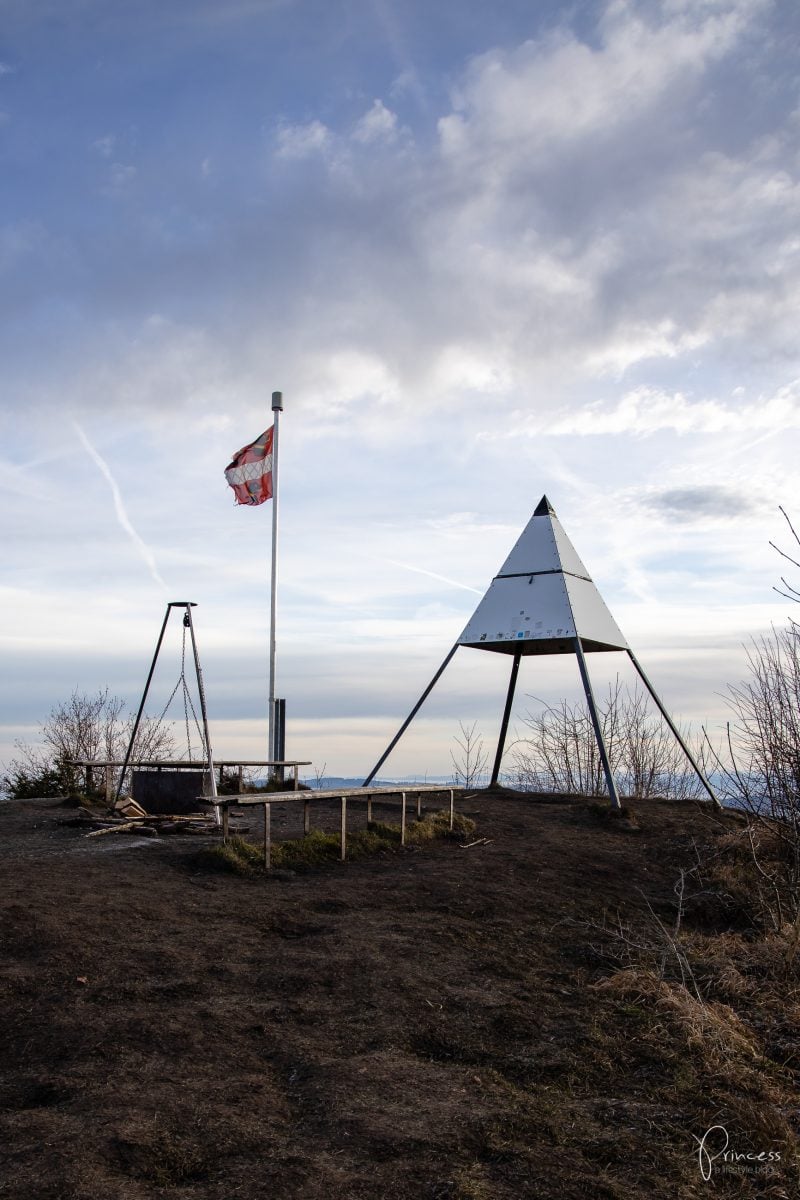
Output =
[{"x1": 268, "y1": 390, "x2": 283, "y2": 773}]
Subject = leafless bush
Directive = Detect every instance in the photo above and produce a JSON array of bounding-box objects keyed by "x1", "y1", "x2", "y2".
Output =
[
  {"x1": 714, "y1": 626, "x2": 800, "y2": 822},
  {"x1": 700, "y1": 622, "x2": 800, "y2": 932},
  {"x1": 770, "y1": 505, "x2": 800, "y2": 606},
  {"x1": 510, "y1": 679, "x2": 704, "y2": 800},
  {"x1": 3, "y1": 689, "x2": 175, "y2": 799},
  {"x1": 584, "y1": 873, "x2": 701, "y2": 999},
  {"x1": 450, "y1": 721, "x2": 489, "y2": 789}
]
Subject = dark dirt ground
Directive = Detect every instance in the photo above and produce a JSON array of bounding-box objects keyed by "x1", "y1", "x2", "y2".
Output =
[{"x1": 1, "y1": 790, "x2": 798, "y2": 1200}]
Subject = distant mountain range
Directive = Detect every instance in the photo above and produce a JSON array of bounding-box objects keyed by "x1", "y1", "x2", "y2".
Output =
[{"x1": 300, "y1": 775, "x2": 457, "y2": 790}]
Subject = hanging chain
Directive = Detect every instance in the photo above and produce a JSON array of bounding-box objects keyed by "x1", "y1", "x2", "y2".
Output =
[{"x1": 152, "y1": 614, "x2": 206, "y2": 761}]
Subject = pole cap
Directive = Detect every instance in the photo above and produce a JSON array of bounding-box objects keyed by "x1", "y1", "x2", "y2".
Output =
[{"x1": 272, "y1": 391, "x2": 284, "y2": 411}]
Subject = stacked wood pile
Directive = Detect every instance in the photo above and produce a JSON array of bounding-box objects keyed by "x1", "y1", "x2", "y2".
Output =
[{"x1": 60, "y1": 797, "x2": 221, "y2": 839}]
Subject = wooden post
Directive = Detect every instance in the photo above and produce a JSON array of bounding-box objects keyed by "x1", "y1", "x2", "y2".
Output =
[
  {"x1": 401, "y1": 792, "x2": 407, "y2": 846},
  {"x1": 105, "y1": 767, "x2": 112, "y2": 807},
  {"x1": 222, "y1": 805, "x2": 230, "y2": 842},
  {"x1": 449, "y1": 789, "x2": 454, "y2": 831},
  {"x1": 263, "y1": 802, "x2": 271, "y2": 870},
  {"x1": 237, "y1": 764, "x2": 244, "y2": 794},
  {"x1": 303, "y1": 796, "x2": 310, "y2": 835},
  {"x1": 367, "y1": 793, "x2": 373, "y2": 824},
  {"x1": 416, "y1": 793, "x2": 422, "y2": 820},
  {"x1": 340, "y1": 796, "x2": 347, "y2": 861},
  {"x1": 293, "y1": 764, "x2": 299, "y2": 790}
]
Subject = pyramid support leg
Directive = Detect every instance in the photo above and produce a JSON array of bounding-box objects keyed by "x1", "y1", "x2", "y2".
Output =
[
  {"x1": 362, "y1": 644, "x2": 459, "y2": 787},
  {"x1": 626, "y1": 650, "x2": 721, "y2": 809},
  {"x1": 574, "y1": 638, "x2": 622, "y2": 810},
  {"x1": 490, "y1": 651, "x2": 522, "y2": 786}
]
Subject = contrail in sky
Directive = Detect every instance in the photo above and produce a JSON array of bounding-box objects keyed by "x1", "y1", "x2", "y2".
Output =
[
  {"x1": 384, "y1": 558, "x2": 482, "y2": 595},
  {"x1": 73, "y1": 422, "x2": 168, "y2": 591}
]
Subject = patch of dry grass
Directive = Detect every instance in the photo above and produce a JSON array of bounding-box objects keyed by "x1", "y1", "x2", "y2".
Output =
[
  {"x1": 592, "y1": 968, "x2": 758, "y2": 1064},
  {"x1": 193, "y1": 810, "x2": 477, "y2": 875}
]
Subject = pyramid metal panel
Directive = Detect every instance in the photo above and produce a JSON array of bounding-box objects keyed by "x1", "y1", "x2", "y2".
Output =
[
  {"x1": 499, "y1": 496, "x2": 591, "y2": 579},
  {"x1": 458, "y1": 495, "x2": 628, "y2": 655},
  {"x1": 458, "y1": 573, "x2": 577, "y2": 655},
  {"x1": 549, "y1": 516, "x2": 593, "y2": 580},
  {"x1": 563, "y1": 574, "x2": 628, "y2": 651},
  {"x1": 498, "y1": 512, "x2": 562, "y2": 575}
]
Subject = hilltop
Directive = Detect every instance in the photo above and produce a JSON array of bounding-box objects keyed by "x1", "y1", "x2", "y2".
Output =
[{"x1": 1, "y1": 790, "x2": 797, "y2": 1199}]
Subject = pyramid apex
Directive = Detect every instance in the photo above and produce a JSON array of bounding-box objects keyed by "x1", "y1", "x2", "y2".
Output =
[{"x1": 534, "y1": 495, "x2": 556, "y2": 517}]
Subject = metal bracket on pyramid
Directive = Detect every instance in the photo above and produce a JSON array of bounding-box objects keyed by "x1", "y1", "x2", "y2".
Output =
[{"x1": 363, "y1": 496, "x2": 721, "y2": 810}]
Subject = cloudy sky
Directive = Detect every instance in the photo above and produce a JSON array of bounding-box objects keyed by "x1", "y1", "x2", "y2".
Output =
[{"x1": 1, "y1": 0, "x2": 798, "y2": 781}]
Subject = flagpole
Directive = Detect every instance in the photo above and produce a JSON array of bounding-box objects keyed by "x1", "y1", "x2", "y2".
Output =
[{"x1": 268, "y1": 391, "x2": 283, "y2": 773}]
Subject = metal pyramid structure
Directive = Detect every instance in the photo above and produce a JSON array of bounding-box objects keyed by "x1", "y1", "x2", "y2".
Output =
[
  {"x1": 458, "y1": 495, "x2": 628, "y2": 656},
  {"x1": 363, "y1": 496, "x2": 719, "y2": 810}
]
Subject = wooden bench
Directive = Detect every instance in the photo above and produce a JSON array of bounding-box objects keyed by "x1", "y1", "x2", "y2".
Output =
[{"x1": 212, "y1": 784, "x2": 459, "y2": 869}]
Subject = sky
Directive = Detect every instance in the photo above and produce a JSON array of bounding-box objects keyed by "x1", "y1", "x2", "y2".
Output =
[{"x1": 1, "y1": 0, "x2": 799, "y2": 783}]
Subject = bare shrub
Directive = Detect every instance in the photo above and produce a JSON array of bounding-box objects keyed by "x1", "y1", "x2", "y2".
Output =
[
  {"x1": 702, "y1": 624, "x2": 800, "y2": 932},
  {"x1": 716, "y1": 625, "x2": 800, "y2": 822},
  {"x1": 510, "y1": 679, "x2": 704, "y2": 799},
  {"x1": 2, "y1": 689, "x2": 175, "y2": 800},
  {"x1": 770, "y1": 504, "x2": 800, "y2": 605},
  {"x1": 450, "y1": 721, "x2": 489, "y2": 789}
]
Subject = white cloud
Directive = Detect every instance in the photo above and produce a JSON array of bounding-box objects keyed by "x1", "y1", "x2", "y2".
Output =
[
  {"x1": 91, "y1": 134, "x2": 116, "y2": 157},
  {"x1": 104, "y1": 162, "x2": 137, "y2": 192},
  {"x1": 300, "y1": 349, "x2": 401, "y2": 425},
  {"x1": 542, "y1": 382, "x2": 800, "y2": 437},
  {"x1": 352, "y1": 98, "x2": 398, "y2": 144},
  {"x1": 275, "y1": 118, "x2": 331, "y2": 159},
  {"x1": 586, "y1": 323, "x2": 711, "y2": 375},
  {"x1": 438, "y1": 0, "x2": 756, "y2": 165}
]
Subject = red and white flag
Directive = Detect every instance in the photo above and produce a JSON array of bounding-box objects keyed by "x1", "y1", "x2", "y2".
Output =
[{"x1": 224, "y1": 427, "x2": 274, "y2": 506}]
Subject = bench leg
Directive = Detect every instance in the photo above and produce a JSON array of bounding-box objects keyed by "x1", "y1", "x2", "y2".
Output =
[
  {"x1": 340, "y1": 796, "x2": 347, "y2": 861},
  {"x1": 263, "y1": 803, "x2": 271, "y2": 870}
]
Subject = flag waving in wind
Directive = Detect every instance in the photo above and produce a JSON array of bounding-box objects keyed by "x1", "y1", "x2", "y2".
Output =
[{"x1": 224, "y1": 426, "x2": 274, "y2": 505}]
